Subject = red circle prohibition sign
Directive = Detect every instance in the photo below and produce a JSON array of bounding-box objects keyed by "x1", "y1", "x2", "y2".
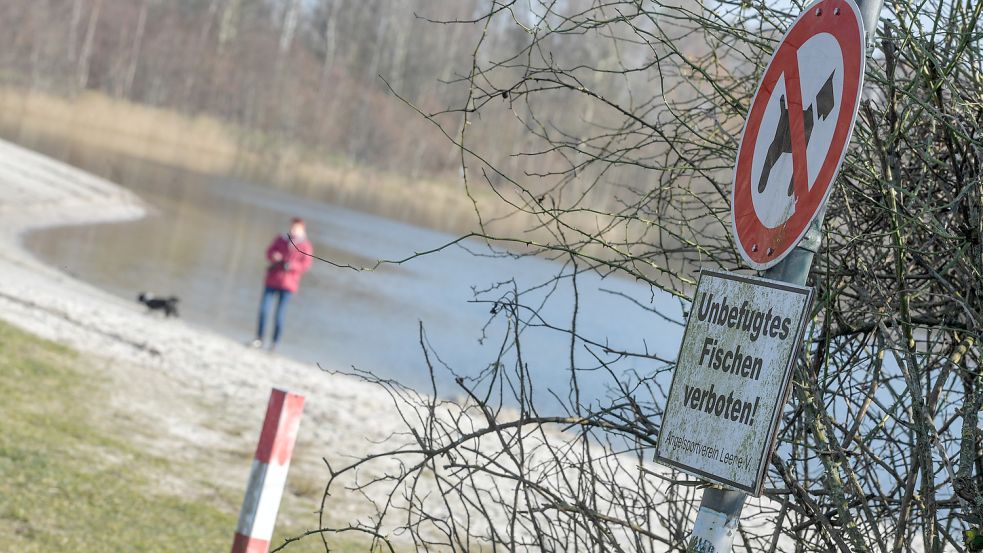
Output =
[{"x1": 731, "y1": 0, "x2": 866, "y2": 269}]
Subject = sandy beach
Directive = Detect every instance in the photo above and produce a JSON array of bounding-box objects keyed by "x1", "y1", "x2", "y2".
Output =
[{"x1": 0, "y1": 138, "x2": 404, "y2": 531}]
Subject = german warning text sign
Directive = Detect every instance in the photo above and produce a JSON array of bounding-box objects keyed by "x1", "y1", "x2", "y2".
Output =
[
  {"x1": 731, "y1": 0, "x2": 866, "y2": 269},
  {"x1": 655, "y1": 270, "x2": 813, "y2": 495}
]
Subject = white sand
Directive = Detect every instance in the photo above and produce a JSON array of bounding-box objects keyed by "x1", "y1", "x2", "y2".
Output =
[{"x1": 0, "y1": 138, "x2": 403, "y2": 530}]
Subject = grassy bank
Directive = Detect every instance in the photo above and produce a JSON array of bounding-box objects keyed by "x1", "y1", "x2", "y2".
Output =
[
  {"x1": 0, "y1": 87, "x2": 485, "y2": 234},
  {"x1": 0, "y1": 320, "x2": 359, "y2": 552},
  {"x1": 0, "y1": 86, "x2": 619, "y2": 254}
]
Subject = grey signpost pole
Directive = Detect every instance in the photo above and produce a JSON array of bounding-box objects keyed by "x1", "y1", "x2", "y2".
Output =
[{"x1": 684, "y1": 0, "x2": 885, "y2": 550}]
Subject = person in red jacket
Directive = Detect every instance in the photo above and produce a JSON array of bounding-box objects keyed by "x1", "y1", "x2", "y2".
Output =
[{"x1": 251, "y1": 218, "x2": 314, "y2": 351}]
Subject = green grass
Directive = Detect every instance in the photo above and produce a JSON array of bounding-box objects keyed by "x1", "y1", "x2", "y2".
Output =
[
  {"x1": 0, "y1": 321, "x2": 370, "y2": 552},
  {"x1": 0, "y1": 321, "x2": 234, "y2": 551}
]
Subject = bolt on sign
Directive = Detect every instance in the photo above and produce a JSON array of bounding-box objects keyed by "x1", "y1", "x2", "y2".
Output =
[{"x1": 654, "y1": 270, "x2": 813, "y2": 495}]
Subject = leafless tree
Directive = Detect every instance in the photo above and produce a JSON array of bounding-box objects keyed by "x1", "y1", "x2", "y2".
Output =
[
  {"x1": 274, "y1": 0, "x2": 983, "y2": 552},
  {"x1": 76, "y1": 0, "x2": 103, "y2": 89}
]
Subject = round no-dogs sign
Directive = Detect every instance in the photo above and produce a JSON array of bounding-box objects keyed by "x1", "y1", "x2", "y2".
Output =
[{"x1": 731, "y1": 0, "x2": 866, "y2": 269}]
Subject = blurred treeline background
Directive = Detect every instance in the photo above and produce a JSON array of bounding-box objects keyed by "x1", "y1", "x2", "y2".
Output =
[
  {"x1": 0, "y1": 1, "x2": 715, "y2": 235},
  {"x1": 0, "y1": 1, "x2": 489, "y2": 230}
]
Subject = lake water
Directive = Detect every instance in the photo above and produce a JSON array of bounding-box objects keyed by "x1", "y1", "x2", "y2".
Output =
[{"x1": 25, "y1": 155, "x2": 685, "y2": 410}]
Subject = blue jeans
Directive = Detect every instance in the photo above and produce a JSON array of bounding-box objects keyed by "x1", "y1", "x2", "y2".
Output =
[{"x1": 256, "y1": 287, "x2": 292, "y2": 344}]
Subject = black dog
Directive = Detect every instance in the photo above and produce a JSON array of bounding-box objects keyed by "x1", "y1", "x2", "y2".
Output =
[{"x1": 137, "y1": 292, "x2": 180, "y2": 318}]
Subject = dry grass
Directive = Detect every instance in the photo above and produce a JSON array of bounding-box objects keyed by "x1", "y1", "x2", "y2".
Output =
[
  {"x1": 0, "y1": 88, "x2": 239, "y2": 175},
  {"x1": 0, "y1": 87, "x2": 494, "y2": 233},
  {"x1": 0, "y1": 86, "x2": 623, "y2": 249}
]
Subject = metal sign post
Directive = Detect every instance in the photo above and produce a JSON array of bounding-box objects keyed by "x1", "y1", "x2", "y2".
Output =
[{"x1": 679, "y1": 0, "x2": 885, "y2": 550}]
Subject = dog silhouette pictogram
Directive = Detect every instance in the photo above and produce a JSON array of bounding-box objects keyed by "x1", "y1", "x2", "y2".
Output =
[{"x1": 757, "y1": 71, "x2": 836, "y2": 197}]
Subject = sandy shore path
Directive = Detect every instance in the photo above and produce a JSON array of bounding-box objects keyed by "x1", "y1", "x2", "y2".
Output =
[{"x1": 0, "y1": 138, "x2": 400, "y2": 532}]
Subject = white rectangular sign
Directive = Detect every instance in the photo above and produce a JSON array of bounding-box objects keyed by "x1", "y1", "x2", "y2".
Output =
[{"x1": 654, "y1": 269, "x2": 813, "y2": 495}]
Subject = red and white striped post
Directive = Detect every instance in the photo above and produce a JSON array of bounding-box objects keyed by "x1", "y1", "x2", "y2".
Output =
[{"x1": 231, "y1": 388, "x2": 306, "y2": 553}]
